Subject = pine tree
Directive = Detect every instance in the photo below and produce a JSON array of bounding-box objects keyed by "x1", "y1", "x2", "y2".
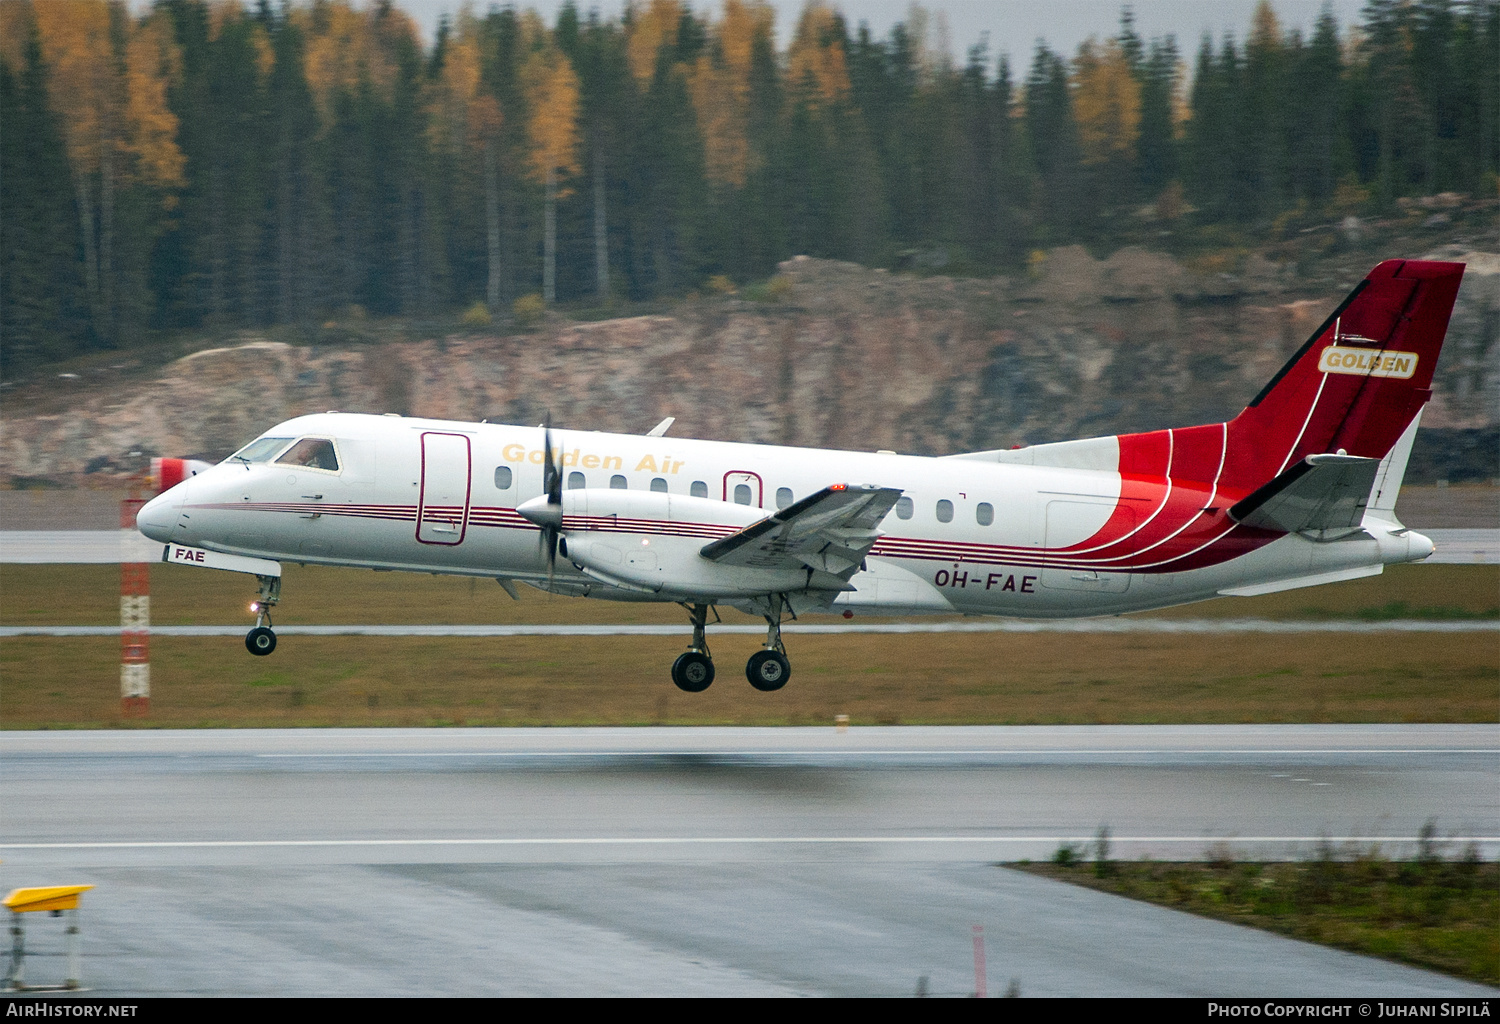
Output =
[
  {"x1": 1025, "y1": 43, "x2": 1086, "y2": 241},
  {"x1": 1, "y1": 14, "x2": 87, "y2": 368},
  {"x1": 1136, "y1": 34, "x2": 1180, "y2": 201}
]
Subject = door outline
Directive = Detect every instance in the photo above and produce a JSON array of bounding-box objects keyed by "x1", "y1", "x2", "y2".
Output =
[
  {"x1": 723, "y1": 470, "x2": 764, "y2": 507},
  {"x1": 417, "y1": 432, "x2": 472, "y2": 546},
  {"x1": 1040, "y1": 499, "x2": 1132, "y2": 592}
]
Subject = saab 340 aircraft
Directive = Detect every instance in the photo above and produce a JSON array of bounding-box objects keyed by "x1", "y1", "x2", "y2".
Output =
[{"x1": 137, "y1": 259, "x2": 1463, "y2": 693}]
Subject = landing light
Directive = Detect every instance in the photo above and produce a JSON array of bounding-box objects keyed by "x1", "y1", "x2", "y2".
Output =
[{"x1": 249, "y1": 602, "x2": 260, "y2": 613}]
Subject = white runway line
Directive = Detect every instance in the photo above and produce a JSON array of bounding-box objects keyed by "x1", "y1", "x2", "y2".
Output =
[
  {"x1": 249, "y1": 748, "x2": 1500, "y2": 757},
  {"x1": 1, "y1": 529, "x2": 1495, "y2": 563},
  {"x1": 4, "y1": 618, "x2": 1496, "y2": 636},
  {"x1": 6, "y1": 835, "x2": 1498, "y2": 851}
]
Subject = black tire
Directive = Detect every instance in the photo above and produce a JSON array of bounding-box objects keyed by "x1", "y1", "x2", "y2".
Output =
[
  {"x1": 246, "y1": 626, "x2": 277, "y2": 656},
  {"x1": 746, "y1": 649, "x2": 790, "y2": 692},
  {"x1": 671, "y1": 651, "x2": 714, "y2": 693}
]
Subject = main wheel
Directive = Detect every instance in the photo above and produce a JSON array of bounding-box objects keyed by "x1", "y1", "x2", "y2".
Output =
[
  {"x1": 746, "y1": 649, "x2": 790, "y2": 691},
  {"x1": 671, "y1": 651, "x2": 715, "y2": 692},
  {"x1": 246, "y1": 626, "x2": 277, "y2": 656}
]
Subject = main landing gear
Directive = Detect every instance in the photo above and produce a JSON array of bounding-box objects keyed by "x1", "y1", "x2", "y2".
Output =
[
  {"x1": 747, "y1": 594, "x2": 791, "y2": 692},
  {"x1": 671, "y1": 603, "x2": 716, "y2": 692},
  {"x1": 669, "y1": 596, "x2": 793, "y2": 693},
  {"x1": 245, "y1": 574, "x2": 281, "y2": 657}
]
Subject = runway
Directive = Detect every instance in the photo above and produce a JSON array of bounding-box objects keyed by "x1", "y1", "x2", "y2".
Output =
[{"x1": 2, "y1": 726, "x2": 1495, "y2": 996}]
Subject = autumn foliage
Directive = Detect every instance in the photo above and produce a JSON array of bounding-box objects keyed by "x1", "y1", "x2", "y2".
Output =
[{"x1": 1, "y1": 0, "x2": 1496, "y2": 368}]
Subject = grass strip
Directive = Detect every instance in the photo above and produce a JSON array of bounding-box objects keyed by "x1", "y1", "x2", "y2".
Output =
[
  {"x1": 2, "y1": 629, "x2": 1495, "y2": 728},
  {"x1": 1015, "y1": 847, "x2": 1499, "y2": 986}
]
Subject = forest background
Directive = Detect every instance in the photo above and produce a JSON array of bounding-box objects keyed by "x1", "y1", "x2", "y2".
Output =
[{"x1": 1, "y1": 0, "x2": 1497, "y2": 372}]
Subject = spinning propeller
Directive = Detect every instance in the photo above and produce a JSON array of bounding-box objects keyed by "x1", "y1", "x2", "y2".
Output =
[{"x1": 532, "y1": 416, "x2": 565, "y2": 580}]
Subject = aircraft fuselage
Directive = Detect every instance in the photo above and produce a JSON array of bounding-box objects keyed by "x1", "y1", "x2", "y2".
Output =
[{"x1": 138, "y1": 411, "x2": 1428, "y2": 620}]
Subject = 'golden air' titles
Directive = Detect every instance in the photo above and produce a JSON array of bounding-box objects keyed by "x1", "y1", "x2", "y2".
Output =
[{"x1": 501, "y1": 444, "x2": 686, "y2": 474}]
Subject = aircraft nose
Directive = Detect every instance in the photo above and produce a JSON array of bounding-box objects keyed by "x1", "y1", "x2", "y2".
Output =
[{"x1": 136, "y1": 486, "x2": 185, "y2": 543}]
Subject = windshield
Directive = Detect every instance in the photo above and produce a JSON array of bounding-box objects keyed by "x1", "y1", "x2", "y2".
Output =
[
  {"x1": 275, "y1": 437, "x2": 340, "y2": 472},
  {"x1": 229, "y1": 437, "x2": 293, "y2": 463}
]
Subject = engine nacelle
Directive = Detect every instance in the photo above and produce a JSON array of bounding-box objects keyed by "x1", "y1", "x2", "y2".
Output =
[
  {"x1": 568, "y1": 530, "x2": 820, "y2": 600},
  {"x1": 518, "y1": 489, "x2": 843, "y2": 600}
]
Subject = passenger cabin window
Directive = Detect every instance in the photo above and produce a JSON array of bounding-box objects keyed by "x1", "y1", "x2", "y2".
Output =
[
  {"x1": 895, "y1": 496, "x2": 914, "y2": 520},
  {"x1": 232, "y1": 437, "x2": 293, "y2": 464},
  {"x1": 775, "y1": 487, "x2": 793, "y2": 509},
  {"x1": 275, "y1": 437, "x2": 339, "y2": 472},
  {"x1": 691, "y1": 480, "x2": 708, "y2": 499},
  {"x1": 610, "y1": 474, "x2": 628, "y2": 489},
  {"x1": 935, "y1": 499, "x2": 954, "y2": 523},
  {"x1": 651, "y1": 477, "x2": 669, "y2": 493},
  {"x1": 976, "y1": 502, "x2": 994, "y2": 526},
  {"x1": 568, "y1": 471, "x2": 586, "y2": 490},
  {"x1": 733, "y1": 483, "x2": 753, "y2": 505},
  {"x1": 494, "y1": 466, "x2": 513, "y2": 489}
]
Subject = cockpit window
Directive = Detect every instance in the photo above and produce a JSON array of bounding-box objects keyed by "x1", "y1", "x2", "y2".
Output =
[
  {"x1": 230, "y1": 437, "x2": 293, "y2": 463},
  {"x1": 275, "y1": 437, "x2": 340, "y2": 472}
]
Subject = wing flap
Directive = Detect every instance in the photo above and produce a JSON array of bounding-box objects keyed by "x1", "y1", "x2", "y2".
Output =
[
  {"x1": 1228, "y1": 454, "x2": 1380, "y2": 534},
  {"x1": 700, "y1": 485, "x2": 903, "y2": 575}
]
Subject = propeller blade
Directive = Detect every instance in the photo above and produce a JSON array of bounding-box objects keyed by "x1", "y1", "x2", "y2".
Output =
[
  {"x1": 542, "y1": 415, "x2": 562, "y2": 506},
  {"x1": 539, "y1": 414, "x2": 563, "y2": 584}
]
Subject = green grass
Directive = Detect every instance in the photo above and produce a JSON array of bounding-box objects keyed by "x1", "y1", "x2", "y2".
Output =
[
  {"x1": 1017, "y1": 847, "x2": 1500, "y2": 986},
  {"x1": 0, "y1": 562, "x2": 1494, "y2": 729},
  {"x1": 1310, "y1": 600, "x2": 1500, "y2": 622}
]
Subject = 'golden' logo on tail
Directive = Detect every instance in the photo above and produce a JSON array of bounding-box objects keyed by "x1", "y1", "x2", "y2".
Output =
[{"x1": 1317, "y1": 346, "x2": 1418, "y2": 379}]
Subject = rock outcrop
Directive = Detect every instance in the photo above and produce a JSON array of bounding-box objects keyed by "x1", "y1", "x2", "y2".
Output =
[{"x1": 3, "y1": 247, "x2": 1495, "y2": 482}]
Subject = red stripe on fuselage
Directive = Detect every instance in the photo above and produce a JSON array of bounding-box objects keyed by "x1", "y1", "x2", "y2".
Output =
[{"x1": 190, "y1": 491, "x2": 1276, "y2": 575}]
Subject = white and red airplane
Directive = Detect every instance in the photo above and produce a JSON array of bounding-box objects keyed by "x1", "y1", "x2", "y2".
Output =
[{"x1": 137, "y1": 259, "x2": 1463, "y2": 693}]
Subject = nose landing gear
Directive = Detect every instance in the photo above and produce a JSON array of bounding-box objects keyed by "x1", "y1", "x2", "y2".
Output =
[
  {"x1": 245, "y1": 574, "x2": 281, "y2": 657},
  {"x1": 671, "y1": 602, "x2": 717, "y2": 692}
]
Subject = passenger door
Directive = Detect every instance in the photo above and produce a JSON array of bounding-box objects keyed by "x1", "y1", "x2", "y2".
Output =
[
  {"x1": 417, "y1": 432, "x2": 472, "y2": 545},
  {"x1": 723, "y1": 471, "x2": 763, "y2": 508}
]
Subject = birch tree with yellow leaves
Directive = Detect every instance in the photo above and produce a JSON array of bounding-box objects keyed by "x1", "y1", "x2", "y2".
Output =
[
  {"x1": 1072, "y1": 37, "x2": 1141, "y2": 210},
  {"x1": 30, "y1": 0, "x2": 183, "y2": 345},
  {"x1": 687, "y1": 0, "x2": 773, "y2": 190},
  {"x1": 522, "y1": 44, "x2": 580, "y2": 304}
]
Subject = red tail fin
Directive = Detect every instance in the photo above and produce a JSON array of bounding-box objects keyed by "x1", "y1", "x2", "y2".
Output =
[{"x1": 1214, "y1": 259, "x2": 1463, "y2": 494}]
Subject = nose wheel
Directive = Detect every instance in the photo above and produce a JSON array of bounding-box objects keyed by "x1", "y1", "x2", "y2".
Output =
[
  {"x1": 246, "y1": 626, "x2": 277, "y2": 656},
  {"x1": 245, "y1": 574, "x2": 281, "y2": 657}
]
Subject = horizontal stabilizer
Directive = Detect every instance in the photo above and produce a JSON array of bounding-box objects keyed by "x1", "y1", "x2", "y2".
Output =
[
  {"x1": 701, "y1": 484, "x2": 902, "y2": 577},
  {"x1": 1228, "y1": 454, "x2": 1380, "y2": 534}
]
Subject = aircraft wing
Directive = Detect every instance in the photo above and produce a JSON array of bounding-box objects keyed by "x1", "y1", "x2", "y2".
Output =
[
  {"x1": 700, "y1": 484, "x2": 903, "y2": 578},
  {"x1": 1228, "y1": 453, "x2": 1381, "y2": 534}
]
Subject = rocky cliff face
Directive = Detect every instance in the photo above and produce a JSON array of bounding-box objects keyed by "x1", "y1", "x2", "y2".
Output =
[{"x1": 3, "y1": 247, "x2": 1495, "y2": 482}]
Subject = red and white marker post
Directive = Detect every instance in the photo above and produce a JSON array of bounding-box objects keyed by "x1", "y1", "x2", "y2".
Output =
[{"x1": 120, "y1": 486, "x2": 149, "y2": 717}]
